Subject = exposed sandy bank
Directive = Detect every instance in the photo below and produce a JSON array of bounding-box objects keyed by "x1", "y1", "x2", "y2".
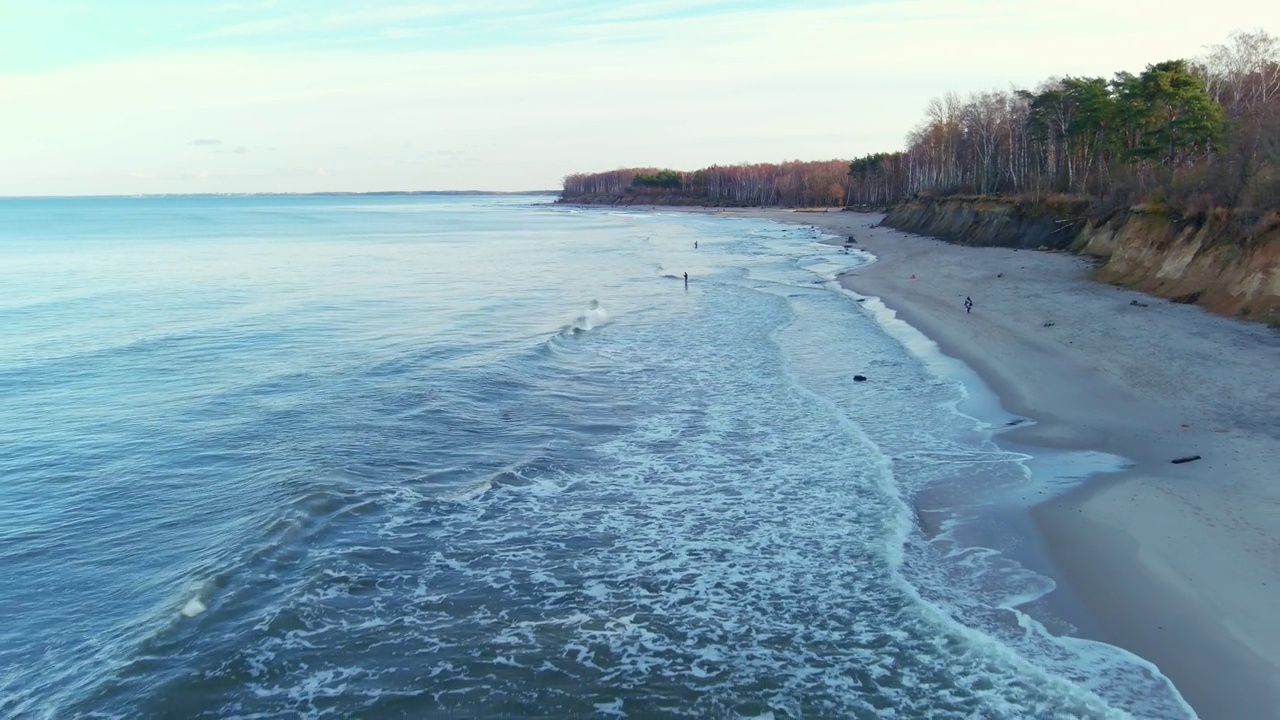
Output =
[{"x1": 724, "y1": 208, "x2": 1280, "y2": 720}]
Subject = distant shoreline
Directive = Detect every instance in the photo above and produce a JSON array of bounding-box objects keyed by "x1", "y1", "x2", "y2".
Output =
[{"x1": 0, "y1": 190, "x2": 560, "y2": 200}]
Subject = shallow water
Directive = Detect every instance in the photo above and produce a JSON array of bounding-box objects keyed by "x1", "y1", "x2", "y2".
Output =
[{"x1": 0, "y1": 196, "x2": 1189, "y2": 718}]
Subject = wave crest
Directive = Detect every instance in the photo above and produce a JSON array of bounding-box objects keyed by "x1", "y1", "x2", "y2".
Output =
[{"x1": 561, "y1": 300, "x2": 609, "y2": 336}]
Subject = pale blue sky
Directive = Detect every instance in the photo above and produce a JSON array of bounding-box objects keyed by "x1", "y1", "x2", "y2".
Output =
[{"x1": 2, "y1": 0, "x2": 1276, "y2": 195}]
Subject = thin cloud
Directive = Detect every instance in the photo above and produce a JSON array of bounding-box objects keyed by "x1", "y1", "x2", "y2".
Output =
[
  {"x1": 195, "y1": 4, "x2": 481, "y2": 40},
  {"x1": 5, "y1": 0, "x2": 1276, "y2": 196},
  {"x1": 189, "y1": 0, "x2": 747, "y2": 44}
]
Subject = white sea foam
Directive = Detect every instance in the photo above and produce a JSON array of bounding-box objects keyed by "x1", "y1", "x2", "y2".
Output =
[
  {"x1": 16, "y1": 201, "x2": 1194, "y2": 718},
  {"x1": 180, "y1": 596, "x2": 207, "y2": 618},
  {"x1": 435, "y1": 478, "x2": 493, "y2": 503},
  {"x1": 787, "y1": 239, "x2": 1190, "y2": 717},
  {"x1": 593, "y1": 697, "x2": 626, "y2": 716},
  {"x1": 562, "y1": 299, "x2": 610, "y2": 335},
  {"x1": 584, "y1": 300, "x2": 609, "y2": 328}
]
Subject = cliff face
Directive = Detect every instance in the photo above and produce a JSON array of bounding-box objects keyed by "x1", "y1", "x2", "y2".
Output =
[
  {"x1": 1076, "y1": 208, "x2": 1280, "y2": 320},
  {"x1": 884, "y1": 197, "x2": 1280, "y2": 323},
  {"x1": 882, "y1": 196, "x2": 1091, "y2": 250}
]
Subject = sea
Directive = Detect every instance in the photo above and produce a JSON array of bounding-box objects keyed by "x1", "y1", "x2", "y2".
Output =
[{"x1": 0, "y1": 195, "x2": 1193, "y2": 719}]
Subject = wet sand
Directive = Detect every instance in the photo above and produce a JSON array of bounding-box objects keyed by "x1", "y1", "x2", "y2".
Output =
[{"x1": 730, "y1": 208, "x2": 1280, "y2": 719}]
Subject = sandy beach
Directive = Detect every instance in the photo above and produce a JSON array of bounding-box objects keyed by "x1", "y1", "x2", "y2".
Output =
[{"x1": 717, "y1": 209, "x2": 1280, "y2": 719}]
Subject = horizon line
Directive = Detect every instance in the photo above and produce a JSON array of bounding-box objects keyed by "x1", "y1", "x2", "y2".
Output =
[{"x1": 0, "y1": 189, "x2": 563, "y2": 200}]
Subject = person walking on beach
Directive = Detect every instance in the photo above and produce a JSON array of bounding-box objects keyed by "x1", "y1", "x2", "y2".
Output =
[
  {"x1": 683, "y1": 272, "x2": 688, "y2": 286},
  {"x1": 694, "y1": 241, "x2": 698, "y2": 249},
  {"x1": 964, "y1": 296, "x2": 973, "y2": 314}
]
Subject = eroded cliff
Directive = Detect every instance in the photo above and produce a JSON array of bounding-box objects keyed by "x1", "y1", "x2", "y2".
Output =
[{"x1": 884, "y1": 197, "x2": 1280, "y2": 323}]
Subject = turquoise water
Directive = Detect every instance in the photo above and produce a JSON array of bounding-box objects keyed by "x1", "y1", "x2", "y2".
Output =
[{"x1": 0, "y1": 196, "x2": 1188, "y2": 718}]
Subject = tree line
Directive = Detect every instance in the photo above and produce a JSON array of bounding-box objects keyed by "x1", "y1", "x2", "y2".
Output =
[
  {"x1": 847, "y1": 30, "x2": 1279, "y2": 212},
  {"x1": 562, "y1": 30, "x2": 1278, "y2": 214},
  {"x1": 562, "y1": 160, "x2": 852, "y2": 207}
]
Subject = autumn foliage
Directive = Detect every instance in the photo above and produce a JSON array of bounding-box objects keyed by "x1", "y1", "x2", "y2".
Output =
[
  {"x1": 563, "y1": 30, "x2": 1279, "y2": 216},
  {"x1": 562, "y1": 160, "x2": 852, "y2": 207},
  {"x1": 845, "y1": 30, "x2": 1279, "y2": 214}
]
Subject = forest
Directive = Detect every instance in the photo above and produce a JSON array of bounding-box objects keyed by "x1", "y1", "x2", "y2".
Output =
[
  {"x1": 562, "y1": 160, "x2": 851, "y2": 207},
  {"x1": 561, "y1": 30, "x2": 1278, "y2": 214}
]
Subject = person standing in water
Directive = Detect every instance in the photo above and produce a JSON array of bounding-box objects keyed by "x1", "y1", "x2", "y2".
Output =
[
  {"x1": 964, "y1": 296, "x2": 973, "y2": 313},
  {"x1": 694, "y1": 241, "x2": 698, "y2": 249},
  {"x1": 683, "y1": 272, "x2": 689, "y2": 286}
]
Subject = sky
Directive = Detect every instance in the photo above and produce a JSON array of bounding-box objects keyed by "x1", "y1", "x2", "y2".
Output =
[{"x1": 2, "y1": 0, "x2": 1277, "y2": 195}]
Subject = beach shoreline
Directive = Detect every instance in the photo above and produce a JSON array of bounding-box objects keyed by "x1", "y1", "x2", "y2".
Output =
[{"x1": 714, "y1": 208, "x2": 1280, "y2": 719}]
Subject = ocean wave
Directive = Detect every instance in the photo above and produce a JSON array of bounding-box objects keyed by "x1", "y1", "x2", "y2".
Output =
[
  {"x1": 2, "y1": 197, "x2": 1191, "y2": 719},
  {"x1": 558, "y1": 299, "x2": 610, "y2": 337}
]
